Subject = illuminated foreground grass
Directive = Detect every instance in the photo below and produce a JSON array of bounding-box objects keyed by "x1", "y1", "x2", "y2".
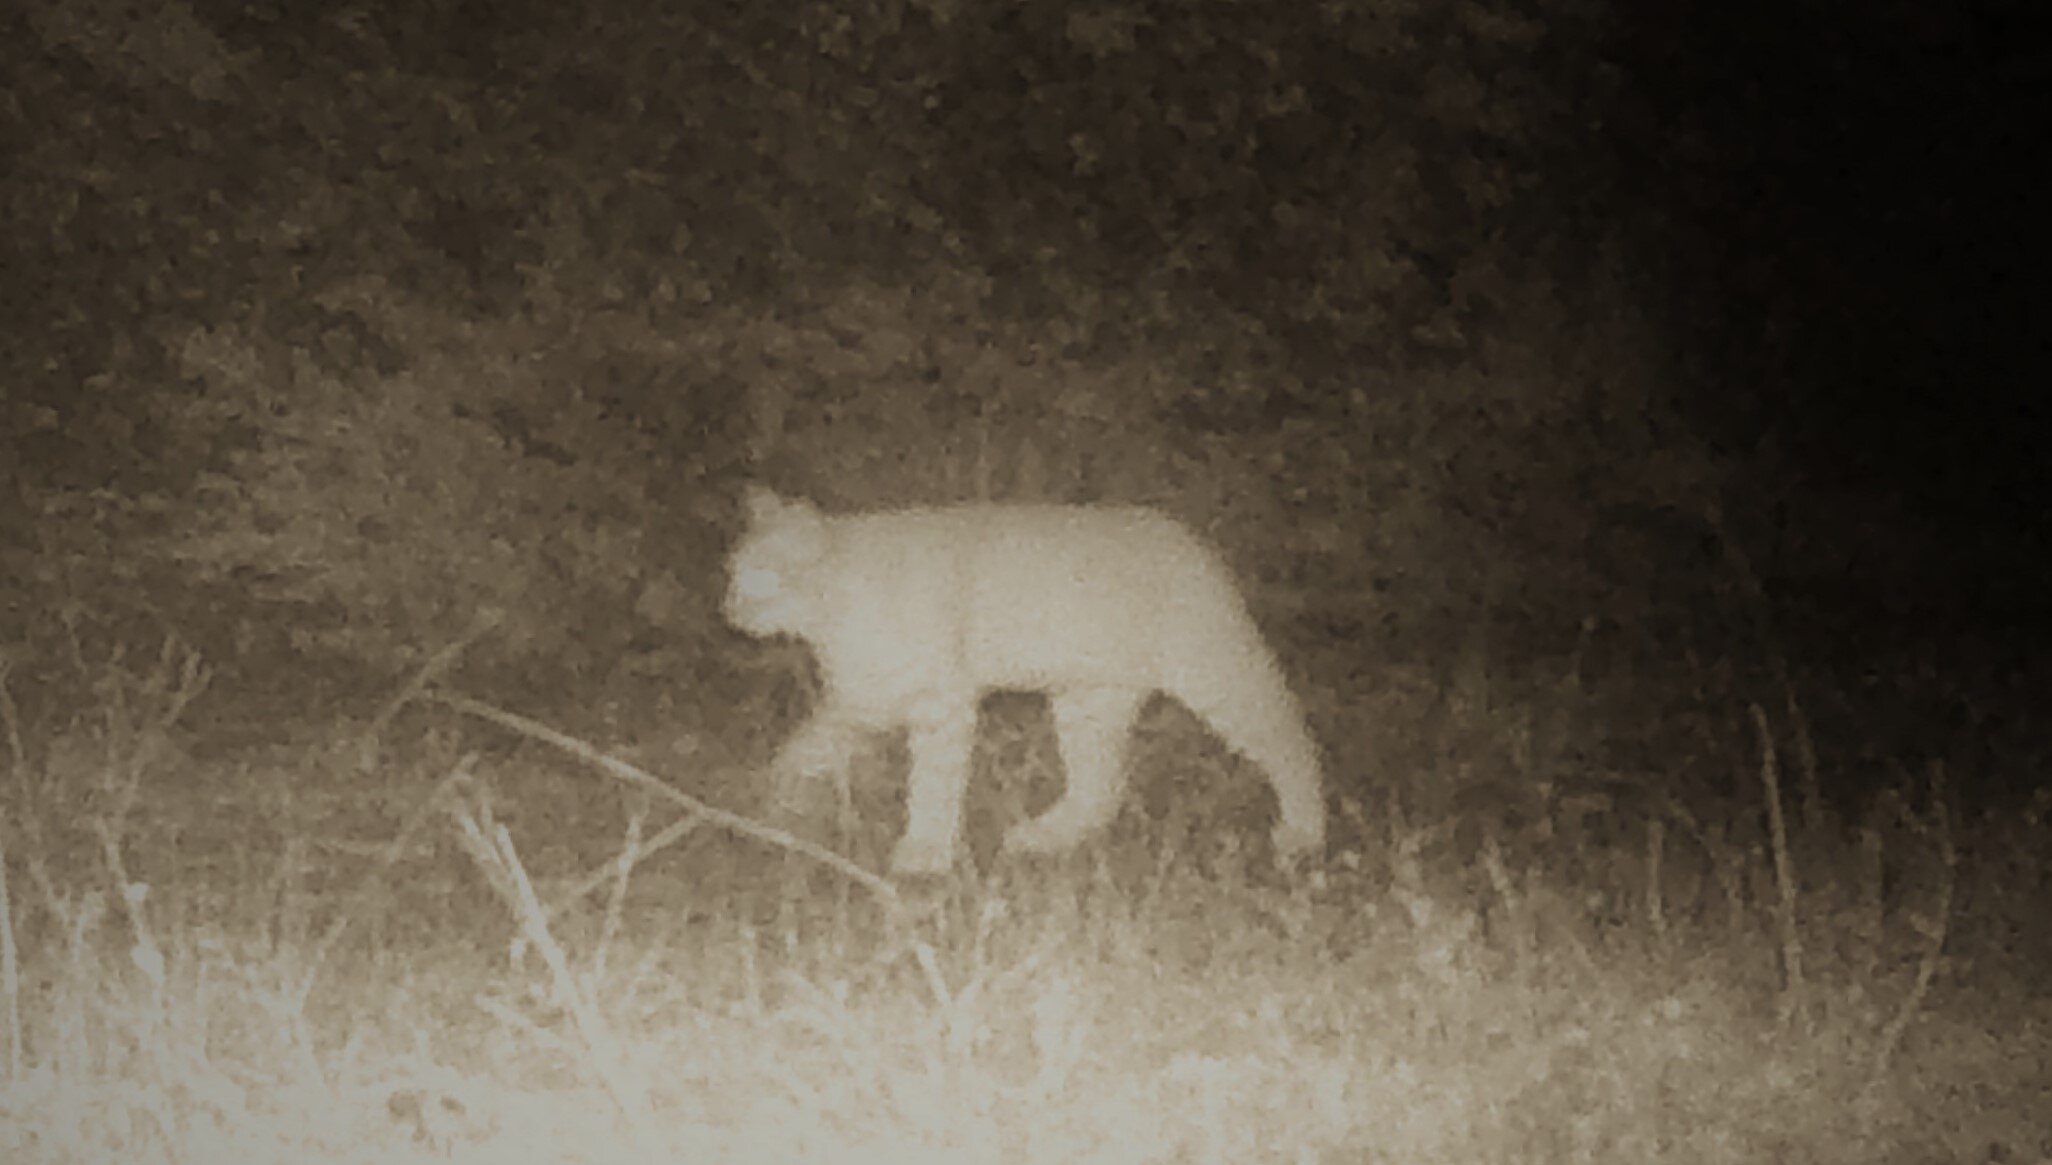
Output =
[
  {"x1": 2, "y1": 760, "x2": 2045, "y2": 1165},
  {"x1": 1, "y1": 653, "x2": 2045, "y2": 1164}
]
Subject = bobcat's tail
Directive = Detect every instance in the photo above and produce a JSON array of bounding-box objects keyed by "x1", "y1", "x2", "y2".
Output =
[{"x1": 1165, "y1": 611, "x2": 1327, "y2": 857}]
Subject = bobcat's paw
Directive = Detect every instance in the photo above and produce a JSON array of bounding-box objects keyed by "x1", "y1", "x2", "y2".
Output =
[
  {"x1": 1270, "y1": 817, "x2": 1326, "y2": 864},
  {"x1": 888, "y1": 832, "x2": 957, "y2": 878},
  {"x1": 1001, "y1": 814, "x2": 1096, "y2": 856}
]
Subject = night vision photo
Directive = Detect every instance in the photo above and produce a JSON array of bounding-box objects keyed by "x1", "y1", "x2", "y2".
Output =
[{"x1": 0, "y1": 0, "x2": 2043, "y2": 1161}]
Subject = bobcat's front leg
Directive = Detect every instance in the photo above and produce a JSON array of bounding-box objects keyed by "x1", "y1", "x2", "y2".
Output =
[
  {"x1": 769, "y1": 713, "x2": 864, "y2": 818},
  {"x1": 889, "y1": 701, "x2": 977, "y2": 876}
]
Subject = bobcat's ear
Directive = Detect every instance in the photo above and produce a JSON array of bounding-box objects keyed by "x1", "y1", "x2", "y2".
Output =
[{"x1": 740, "y1": 486, "x2": 826, "y2": 536}]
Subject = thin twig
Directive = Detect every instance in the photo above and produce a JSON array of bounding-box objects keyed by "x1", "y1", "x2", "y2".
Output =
[
  {"x1": 1870, "y1": 761, "x2": 1955, "y2": 1080},
  {"x1": 427, "y1": 691, "x2": 902, "y2": 913},
  {"x1": 1748, "y1": 702, "x2": 1805, "y2": 1029},
  {"x1": 592, "y1": 798, "x2": 651, "y2": 985},
  {"x1": 441, "y1": 787, "x2": 655, "y2": 1143},
  {"x1": 358, "y1": 614, "x2": 502, "y2": 773},
  {"x1": 1708, "y1": 507, "x2": 1824, "y2": 834},
  {"x1": 0, "y1": 826, "x2": 18, "y2": 1085},
  {"x1": 0, "y1": 660, "x2": 19, "y2": 1082},
  {"x1": 0, "y1": 655, "x2": 24, "y2": 777},
  {"x1": 548, "y1": 814, "x2": 703, "y2": 923},
  {"x1": 294, "y1": 755, "x2": 482, "y2": 1013},
  {"x1": 1781, "y1": 678, "x2": 1823, "y2": 836},
  {"x1": 1644, "y1": 815, "x2": 1666, "y2": 939}
]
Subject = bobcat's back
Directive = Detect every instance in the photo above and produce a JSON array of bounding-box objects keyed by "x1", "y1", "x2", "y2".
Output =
[{"x1": 731, "y1": 496, "x2": 1269, "y2": 702}]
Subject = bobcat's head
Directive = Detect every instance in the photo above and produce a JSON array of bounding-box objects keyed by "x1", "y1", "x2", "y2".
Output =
[{"x1": 724, "y1": 487, "x2": 832, "y2": 638}]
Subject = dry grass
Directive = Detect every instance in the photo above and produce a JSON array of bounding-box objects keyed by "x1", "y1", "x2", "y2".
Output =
[{"x1": 0, "y1": 642, "x2": 2045, "y2": 1164}]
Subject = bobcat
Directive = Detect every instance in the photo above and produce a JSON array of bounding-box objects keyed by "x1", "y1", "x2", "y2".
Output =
[{"x1": 723, "y1": 487, "x2": 1327, "y2": 876}]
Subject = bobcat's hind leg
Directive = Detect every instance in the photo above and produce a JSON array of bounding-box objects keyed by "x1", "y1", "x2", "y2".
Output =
[
  {"x1": 889, "y1": 703, "x2": 978, "y2": 876},
  {"x1": 1003, "y1": 687, "x2": 1145, "y2": 856}
]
